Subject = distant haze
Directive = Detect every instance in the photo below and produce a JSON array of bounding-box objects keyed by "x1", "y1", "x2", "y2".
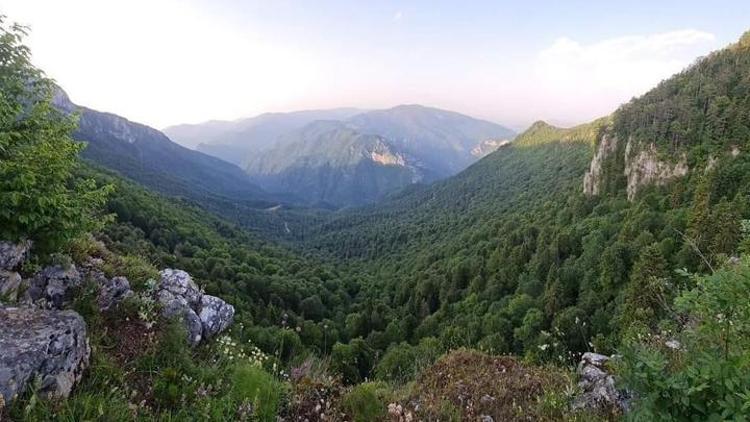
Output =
[{"x1": 4, "y1": 0, "x2": 749, "y2": 129}]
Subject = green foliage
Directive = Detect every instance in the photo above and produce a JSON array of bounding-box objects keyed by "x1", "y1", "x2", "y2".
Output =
[
  {"x1": 0, "y1": 17, "x2": 111, "y2": 253},
  {"x1": 341, "y1": 382, "x2": 392, "y2": 422},
  {"x1": 513, "y1": 118, "x2": 610, "y2": 147},
  {"x1": 329, "y1": 338, "x2": 374, "y2": 384},
  {"x1": 621, "y1": 257, "x2": 750, "y2": 420},
  {"x1": 375, "y1": 338, "x2": 443, "y2": 384},
  {"x1": 230, "y1": 364, "x2": 286, "y2": 421}
]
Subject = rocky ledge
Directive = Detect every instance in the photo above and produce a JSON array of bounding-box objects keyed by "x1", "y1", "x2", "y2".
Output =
[{"x1": 0, "y1": 306, "x2": 90, "y2": 406}]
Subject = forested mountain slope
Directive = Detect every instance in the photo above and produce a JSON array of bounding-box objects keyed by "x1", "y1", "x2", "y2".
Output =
[
  {"x1": 244, "y1": 121, "x2": 430, "y2": 206},
  {"x1": 4, "y1": 14, "x2": 750, "y2": 420},
  {"x1": 52, "y1": 89, "x2": 274, "y2": 208},
  {"x1": 164, "y1": 108, "x2": 364, "y2": 162},
  {"x1": 166, "y1": 105, "x2": 515, "y2": 208},
  {"x1": 296, "y1": 31, "x2": 750, "y2": 390},
  {"x1": 347, "y1": 104, "x2": 516, "y2": 176}
]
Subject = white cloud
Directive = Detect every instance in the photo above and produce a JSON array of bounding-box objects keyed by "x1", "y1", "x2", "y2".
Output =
[
  {"x1": 530, "y1": 29, "x2": 717, "y2": 123},
  {"x1": 393, "y1": 11, "x2": 403, "y2": 22}
]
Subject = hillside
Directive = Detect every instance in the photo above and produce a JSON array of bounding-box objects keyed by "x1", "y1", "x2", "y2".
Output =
[
  {"x1": 3, "y1": 15, "x2": 750, "y2": 422},
  {"x1": 53, "y1": 89, "x2": 274, "y2": 208},
  {"x1": 513, "y1": 118, "x2": 610, "y2": 147},
  {"x1": 292, "y1": 31, "x2": 750, "y2": 419},
  {"x1": 164, "y1": 108, "x2": 364, "y2": 163},
  {"x1": 244, "y1": 121, "x2": 429, "y2": 206},
  {"x1": 348, "y1": 104, "x2": 516, "y2": 176},
  {"x1": 166, "y1": 105, "x2": 515, "y2": 207}
]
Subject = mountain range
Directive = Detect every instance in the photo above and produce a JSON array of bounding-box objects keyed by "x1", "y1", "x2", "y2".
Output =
[
  {"x1": 4, "y1": 15, "x2": 750, "y2": 421},
  {"x1": 165, "y1": 104, "x2": 515, "y2": 206}
]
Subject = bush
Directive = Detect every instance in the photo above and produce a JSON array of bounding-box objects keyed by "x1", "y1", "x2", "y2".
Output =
[
  {"x1": 621, "y1": 257, "x2": 750, "y2": 420},
  {"x1": 341, "y1": 382, "x2": 392, "y2": 422},
  {"x1": 375, "y1": 338, "x2": 442, "y2": 384},
  {"x1": 230, "y1": 364, "x2": 285, "y2": 421},
  {"x1": 0, "y1": 17, "x2": 111, "y2": 253}
]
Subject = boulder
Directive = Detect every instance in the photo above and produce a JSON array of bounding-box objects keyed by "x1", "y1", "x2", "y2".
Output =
[
  {"x1": 0, "y1": 306, "x2": 90, "y2": 405},
  {"x1": 97, "y1": 276, "x2": 133, "y2": 312},
  {"x1": 159, "y1": 269, "x2": 202, "y2": 308},
  {"x1": 157, "y1": 290, "x2": 203, "y2": 346},
  {"x1": 0, "y1": 240, "x2": 31, "y2": 271},
  {"x1": 155, "y1": 269, "x2": 234, "y2": 346},
  {"x1": 0, "y1": 270, "x2": 22, "y2": 302},
  {"x1": 198, "y1": 295, "x2": 235, "y2": 339},
  {"x1": 27, "y1": 265, "x2": 82, "y2": 309},
  {"x1": 572, "y1": 352, "x2": 630, "y2": 413}
]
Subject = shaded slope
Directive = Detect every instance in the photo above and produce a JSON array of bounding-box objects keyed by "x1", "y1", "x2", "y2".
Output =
[
  {"x1": 53, "y1": 89, "x2": 276, "y2": 208},
  {"x1": 246, "y1": 121, "x2": 427, "y2": 206},
  {"x1": 164, "y1": 108, "x2": 364, "y2": 164}
]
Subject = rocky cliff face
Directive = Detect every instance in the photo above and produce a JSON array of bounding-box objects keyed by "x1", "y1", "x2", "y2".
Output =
[
  {"x1": 623, "y1": 140, "x2": 688, "y2": 200},
  {"x1": 583, "y1": 133, "x2": 690, "y2": 200},
  {"x1": 582, "y1": 134, "x2": 619, "y2": 196}
]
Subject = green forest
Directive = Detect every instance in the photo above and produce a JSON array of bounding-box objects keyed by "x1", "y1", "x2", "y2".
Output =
[{"x1": 2, "y1": 15, "x2": 750, "y2": 422}]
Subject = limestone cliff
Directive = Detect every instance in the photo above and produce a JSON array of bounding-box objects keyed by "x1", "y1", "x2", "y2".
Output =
[{"x1": 583, "y1": 134, "x2": 690, "y2": 201}]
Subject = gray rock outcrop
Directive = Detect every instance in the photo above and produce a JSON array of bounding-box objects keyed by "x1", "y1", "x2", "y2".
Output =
[
  {"x1": 583, "y1": 134, "x2": 619, "y2": 196},
  {"x1": 78, "y1": 257, "x2": 133, "y2": 312},
  {"x1": 156, "y1": 269, "x2": 234, "y2": 346},
  {"x1": 0, "y1": 241, "x2": 31, "y2": 303},
  {"x1": 0, "y1": 306, "x2": 90, "y2": 405},
  {"x1": 0, "y1": 270, "x2": 22, "y2": 302},
  {"x1": 624, "y1": 140, "x2": 688, "y2": 201},
  {"x1": 572, "y1": 352, "x2": 630, "y2": 413},
  {"x1": 97, "y1": 276, "x2": 133, "y2": 312},
  {"x1": 583, "y1": 135, "x2": 690, "y2": 200},
  {"x1": 198, "y1": 294, "x2": 235, "y2": 339},
  {"x1": 0, "y1": 240, "x2": 31, "y2": 271},
  {"x1": 27, "y1": 265, "x2": 82, "y2": 309}
]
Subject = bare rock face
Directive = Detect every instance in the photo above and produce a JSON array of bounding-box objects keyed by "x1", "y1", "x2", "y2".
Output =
[
  {"x1": 158, "y1": 269, "x2": 202, "y2": 308},
  {"x1": 0, "y1": 306, "x2": 90, "y2": 405},
  {"x1": 624, "y1": 140, "x2": 688, "y2": 200},
  {"x1": 156, "y1": 269, "x2": 234, "y2": 346},
  {"x1": 583, "y1": 135, "x2": 689, "y2": 200},
  {"x1": 572, "y1": 352, "x2": 630, "y2": 413},
  {"x1": 583, "y1": 134, "x2": 619, "y2": 196},
  {"x1": 27, "y1": 265, "x2": 82, "y2": 309},
  {"x1": 157, "y1": 289, "x2": 204, "y2": 346}
]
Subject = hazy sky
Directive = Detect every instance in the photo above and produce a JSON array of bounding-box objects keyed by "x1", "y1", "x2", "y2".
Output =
[{"x1": 4, "y1": 1, "x2": 750, "y2": 130}]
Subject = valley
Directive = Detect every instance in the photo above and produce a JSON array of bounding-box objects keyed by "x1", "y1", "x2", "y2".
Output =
[{"x1": 1, "y1": 9, "x2": 750, "y2": 422}]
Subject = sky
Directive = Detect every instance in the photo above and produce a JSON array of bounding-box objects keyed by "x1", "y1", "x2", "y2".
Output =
[{"x1": 3, "y1": 1, "x2": 750, "y2": 131}]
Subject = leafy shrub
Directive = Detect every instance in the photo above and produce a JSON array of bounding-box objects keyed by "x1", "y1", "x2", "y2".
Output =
[
  {"x1": 0, "y1": 17, "x2": 111, "y2": 253},
  {"x1": 621, "y1": 257, "x2": 750, "y2": 420},
  {"x1": 330, "y1": 338, "x2": 374, "y2": 384},
  {"x1": 341, "y1": 382, "x2": 392, "y2": 422},
  {"x1": 375, "y1": 338, "x2": 443, "y2": 384},
  {"x1": 230, "y1": 364, "x2": 285, "y2": 421}
]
